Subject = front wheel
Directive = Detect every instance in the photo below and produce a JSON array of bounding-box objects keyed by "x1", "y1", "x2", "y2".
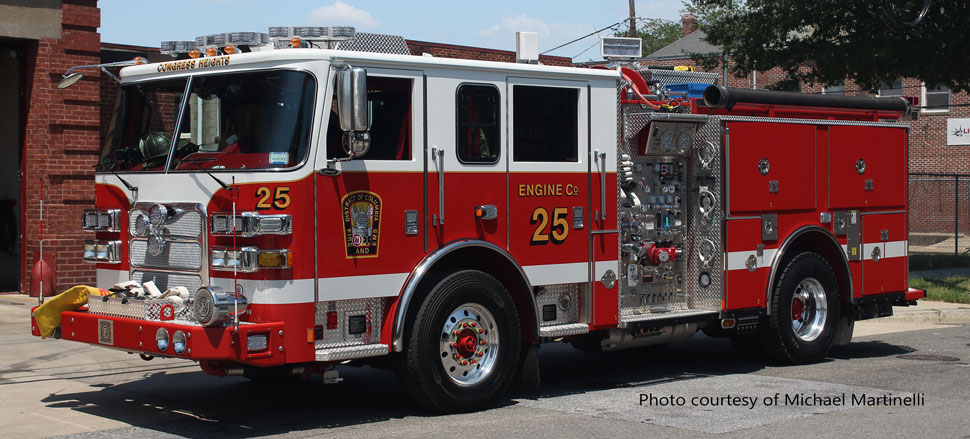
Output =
[
  {"x1": 761, "y1": 252, "x2": 840, "y2": 364},
  {"x1": 396, "y1": 270, "x2": 520, "y2": 413}
]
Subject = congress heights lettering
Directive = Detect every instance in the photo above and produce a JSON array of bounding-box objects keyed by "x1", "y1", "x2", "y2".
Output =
[{"x1": 156, "y1": 56, "x2": 231, "y2": 72}]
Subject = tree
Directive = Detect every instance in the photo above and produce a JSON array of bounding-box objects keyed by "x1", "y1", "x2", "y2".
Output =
[
  {"x1": 685, "y1": 0, "x2": 970, "y2": 93},
  {"x1": 616, "y1": 18, "x2": 682, "y2": 58}
]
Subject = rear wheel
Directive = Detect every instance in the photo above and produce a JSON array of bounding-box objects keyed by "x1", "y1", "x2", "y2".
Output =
[
  {"x1": 761, "y1": 252, "x2": 840, "y2": 364},
  {"x1": 397, "y1": 270, "x2": 520, "y2": 413}
]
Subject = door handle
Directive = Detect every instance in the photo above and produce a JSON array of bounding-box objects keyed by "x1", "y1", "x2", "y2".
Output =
[
  {"x1": 595, "y1": 150, "x2": 607, "y2": 220},
  {"x1": 432, "y1": 146, "x2": 445, "y2": 225}
]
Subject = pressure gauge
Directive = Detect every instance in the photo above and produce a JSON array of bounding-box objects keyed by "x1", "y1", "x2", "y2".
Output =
[
  {"x1": 678, "y1": 130, "x2": 693, "y2": 152},
  {"x1": 660, "y1": 130, "x2": 675, "y2": 152}
]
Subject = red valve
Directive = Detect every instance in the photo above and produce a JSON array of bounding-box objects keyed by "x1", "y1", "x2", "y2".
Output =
[{"x1": 646, "y1": 244, "x2": 679, "y2": 266}]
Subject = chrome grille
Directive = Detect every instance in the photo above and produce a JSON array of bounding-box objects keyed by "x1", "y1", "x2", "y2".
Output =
[
  {"x1": 132, "y1": 270, "x2": 203, "y2": 292},
  {"x1": 129, "y1": 209, "x2": 202, "y2": 239},
  {"x1": 128, "y1": 203, "x2": 207, "y2": 293},
  {"x1": 130, "y1": 240, "x2": 203, "y2": 271}
]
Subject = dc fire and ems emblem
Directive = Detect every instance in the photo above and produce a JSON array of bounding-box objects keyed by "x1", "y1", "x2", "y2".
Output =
[{"x1": 341, "y1": 191, "x2": 382, "y2": 258}]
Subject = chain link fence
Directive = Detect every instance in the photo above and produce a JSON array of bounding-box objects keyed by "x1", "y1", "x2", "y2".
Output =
[{"x1": 909, "y1": 173, "x2": 970, "y2": 255}]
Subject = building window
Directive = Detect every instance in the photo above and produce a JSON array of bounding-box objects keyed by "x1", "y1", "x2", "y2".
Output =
[
  {"x1": 512, "y1": 85, "x2": 578, "y2": 162},
  {"x1": 456, "y1": 84, "x2": 500, "y2": 164},
  {"x1": 922, "y1": 84, "x2": 950, "y2": 112},
  {"x1": 822, "y1": 83, "x2": 845, "y2": 95},
  {"x1": 878, "y1": 79, "x2": 903, "y2": 97}
]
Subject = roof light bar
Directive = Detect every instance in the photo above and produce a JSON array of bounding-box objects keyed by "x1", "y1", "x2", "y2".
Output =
[{"x1": 268, "y1": 26, "x2": 355, "y2": 48}]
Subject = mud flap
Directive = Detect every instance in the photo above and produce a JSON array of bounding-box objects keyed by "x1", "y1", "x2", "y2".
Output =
[
  {"x1": 833, "y1": 312, "x2": 854, "y2": 346},
  {"x1": 514, "y1": 343, "x2": 540, "y2": 391}
]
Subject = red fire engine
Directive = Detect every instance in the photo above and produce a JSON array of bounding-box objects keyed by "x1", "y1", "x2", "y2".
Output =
[{"x1": 34, "y1": 28, "x2": 924, "y2": 413}]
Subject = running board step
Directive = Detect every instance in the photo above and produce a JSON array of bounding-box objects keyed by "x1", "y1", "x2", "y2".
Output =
[
  {"x1": 538, "y1": 323, "x2": 589, "y2": 338},
  {"x1": 619, "y1": 309, "x2": 719, "y2": 327},
  {"x1": 315, "y1": 343, "x2": 388, "y2": 362}
]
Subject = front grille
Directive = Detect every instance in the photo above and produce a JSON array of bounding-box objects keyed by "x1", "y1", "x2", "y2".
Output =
[
  {"x1": 130, "y1": 240, "x2": 203, "y2": 270},
  {"x1": 129, "y1": 209, "x2": 202, "y2": 239},
  {"x1": 129, "y1": 203, "x2": 207, "y2": 293},
  {"x1": 132, "y1": 270, "x2": 203, "y2": 292}
]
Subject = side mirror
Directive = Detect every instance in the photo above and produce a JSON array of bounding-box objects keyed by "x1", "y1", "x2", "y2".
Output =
[
  {"x1": 58, "y1": 72, "x2": 84, "y2": 89},
  {"x1": 337, "y1": 67, "x2": 369, "y2": 132}
]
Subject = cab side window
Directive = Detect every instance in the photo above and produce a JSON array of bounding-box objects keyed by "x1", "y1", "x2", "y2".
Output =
[
  {"x1": 512, "y1": 85, "x2": 578, "y2": 162},
  {"x1": 327, "y1": 76, "x2": 413, "y2": 160},
  {"x1": 456, "y1": 84, "x2": 500, "y2": 163}
]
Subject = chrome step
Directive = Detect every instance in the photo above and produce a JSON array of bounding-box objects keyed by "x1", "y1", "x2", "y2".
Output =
[
  {"x1": 315, "y1": 343, "x2": 389, "y2": 362},
  {"x1": 538, "y1": 323, "x2": 590, "y2": 338}
]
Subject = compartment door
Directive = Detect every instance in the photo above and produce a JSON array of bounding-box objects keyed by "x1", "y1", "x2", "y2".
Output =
[{"x1": 726, "y1": 122, "x2": 816, "y2": 215}]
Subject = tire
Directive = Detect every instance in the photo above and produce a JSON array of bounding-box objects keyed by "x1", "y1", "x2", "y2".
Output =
[
  {"x1": 761, "y1": 252, "x2": 840, "y2": 364},
  {"x1": 396, "y1": 270, "x2": 521, "y2": 413}
]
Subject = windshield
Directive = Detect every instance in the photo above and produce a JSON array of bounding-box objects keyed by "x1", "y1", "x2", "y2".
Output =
[
  {"x1": 98, "y1": 70, "x2": 316, "y2": 172},
  {"x1": 99, "y1": 78, "x2": 187, "y2": 171},
  {"x1": 171, "y1": 70, "x2": 316, "y2": 171}
]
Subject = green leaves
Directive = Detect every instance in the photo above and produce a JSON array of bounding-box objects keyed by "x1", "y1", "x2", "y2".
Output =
[{"x1": 686, "y1": 0, "x2": 970, "y2": 93}]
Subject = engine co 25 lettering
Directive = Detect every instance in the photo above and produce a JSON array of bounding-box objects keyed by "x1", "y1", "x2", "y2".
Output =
[
  {"x1": 530, "y1": 207, "x2": 569, "y2": 245},
  {"x1": 255, "y1": 186, "x2": 291, "y2": 210}
]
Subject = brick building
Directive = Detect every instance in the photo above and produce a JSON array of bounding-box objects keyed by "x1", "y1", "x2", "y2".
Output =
[
  {"x1": 0, "y1": 0, "x2": 101, "y2": 294},
  {"x1": 645, "y1": 15, "x2": 970, "y2": 252}
]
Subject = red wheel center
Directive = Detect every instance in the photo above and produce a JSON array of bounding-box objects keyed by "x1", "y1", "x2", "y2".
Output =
[
  {"x1": 792, "y1": 298, "x2": 804, "y2": 321},
  {"x1": 456, "y1": 328, "x2": 478, "y2": 358}
]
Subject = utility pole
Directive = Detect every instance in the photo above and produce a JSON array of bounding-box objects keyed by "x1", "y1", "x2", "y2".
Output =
[{"x1": 628, "y1": 0, "x2": 637, "y2": 36}]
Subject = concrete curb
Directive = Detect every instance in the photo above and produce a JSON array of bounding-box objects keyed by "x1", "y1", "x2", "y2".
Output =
[{"x1": 889, "y1": 308, "x2": 970, "y2": 323}]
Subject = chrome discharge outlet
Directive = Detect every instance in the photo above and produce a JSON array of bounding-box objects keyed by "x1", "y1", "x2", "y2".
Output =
[{"x1": 193, "y1": 286, "x2": 248, "y2": 327}]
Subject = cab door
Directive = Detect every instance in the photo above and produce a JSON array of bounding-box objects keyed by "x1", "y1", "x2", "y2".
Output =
[
  {"x1": 506, "y1": 77, "x2": 590, "y2": 291},
  {"x1": 425, "y1": 74, "x2": 507, "y2": 250},
  {"x1": 315, "y1": 67, "x2": 426, "y2": 298}
]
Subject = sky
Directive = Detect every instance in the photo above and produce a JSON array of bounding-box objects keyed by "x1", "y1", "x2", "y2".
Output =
[{"x1": 99, "y1": 0, "x2": 685, "y2": 62}]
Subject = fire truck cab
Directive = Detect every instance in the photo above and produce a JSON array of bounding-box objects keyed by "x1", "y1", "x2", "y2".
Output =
[{"x1": 36, "y1": 28, "x2": 924, "y2": 413}]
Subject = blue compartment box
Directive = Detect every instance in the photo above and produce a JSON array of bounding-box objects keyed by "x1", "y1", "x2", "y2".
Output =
[{"x1": 665, "y1": 83, "x2": 711, "y2": 98}]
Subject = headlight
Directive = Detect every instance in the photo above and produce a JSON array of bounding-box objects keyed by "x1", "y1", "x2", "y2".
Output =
[
  {"x1": 81, "y1": 209, "x2": 120, "y2": 232},
  {"x1": 134, "y1": 213, "x2": 148, "y2": 236},
  {"x1": 156, "y1": 328, "x2": 170, "y2": 352},
  {"x1": 82, "y1": 240, "x2": 121, "y2": 263},
  {"x1": 210, "y1": 212, "x2": 291, "y2": 237},
  {"x1": 149, "y1": 204, "x2": 168, "y2": 225}
]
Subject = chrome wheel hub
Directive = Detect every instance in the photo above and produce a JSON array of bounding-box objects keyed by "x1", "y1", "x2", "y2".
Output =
[
  {"x1": 791, "y1": 277, "x2": 827, "y2": 342},
  {"x1": 439, "y1": 303, "x2": 498, "y2": 386}
]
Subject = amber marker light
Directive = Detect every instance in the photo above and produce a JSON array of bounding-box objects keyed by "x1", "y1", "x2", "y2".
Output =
[
  {"x1": 188, "y1": 49, "x2": 200, "y2": 59},
  {"x1": 224, "y1": 45, "x2": 236, "y2": 54},
  {"x1": 205, "y1": 47, "x2": 217, "y2": 57},
  {"x1": 132, "y1": 56, "x2": 148, "y2": 65},
  {"x1": 290, "y1": 36, "x2": 302, "y2": 48}
]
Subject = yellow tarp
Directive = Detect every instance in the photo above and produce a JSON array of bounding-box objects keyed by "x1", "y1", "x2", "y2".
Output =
[{"x1": 34, "y1": 285, "x2": 107, "y2": 339}]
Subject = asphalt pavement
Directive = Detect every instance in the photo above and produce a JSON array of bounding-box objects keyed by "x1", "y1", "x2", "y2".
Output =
[{"x1": 1, "y1": 293, "x2": 968, "y2": 439}]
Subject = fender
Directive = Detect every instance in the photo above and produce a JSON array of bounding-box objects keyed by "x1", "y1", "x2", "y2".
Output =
[
  {"x1": 764, "y1": 225, "x2": 853, "y2": 315},
  {"x1": 391, "y1": 239, "x2": 537, "y2": 352}
]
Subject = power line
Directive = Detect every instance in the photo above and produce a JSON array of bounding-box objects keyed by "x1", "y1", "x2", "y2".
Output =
[{"x1": 541, "y1": 21, "x2": 622, "y2": 55}]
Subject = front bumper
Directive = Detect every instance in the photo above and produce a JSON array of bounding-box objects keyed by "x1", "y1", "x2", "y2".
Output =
[{"x1": 36, "y1": 309, "x2": 287, "y2": 366}]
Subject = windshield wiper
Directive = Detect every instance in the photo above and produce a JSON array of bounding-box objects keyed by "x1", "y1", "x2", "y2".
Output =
[
  {"x1": 177, "y1": 157, "x2": 231, "y2": 191},
  {"x1": 93, "y1": 161, "x2": 138, "y2": 198}
]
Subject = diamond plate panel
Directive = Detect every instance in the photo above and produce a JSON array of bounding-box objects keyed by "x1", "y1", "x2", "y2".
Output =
[
  {"x1": 336, "y1": 32, "x2": 410, "y2": 55},
  {"x1": 88, "y1": 296, "x2": 191, "y2": 321},
  {"x1": 315, "y1": 298, "x2": 385, "y2": 349},
  {"x1": 130, "y1": 240, "x2": 203, "y2": 271},
  {"x1": 535, "y1": 284, "x2": 580, "y2": 327},
  {"x1": 131, "y1": 271, "x2": 203, "y2": 293},
  {"x1": 636, "y1": 68, "x2": 719, "y2": 87},
  {"x1": 682, "y1": 117, "x2": 724, "y2": 312}
]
